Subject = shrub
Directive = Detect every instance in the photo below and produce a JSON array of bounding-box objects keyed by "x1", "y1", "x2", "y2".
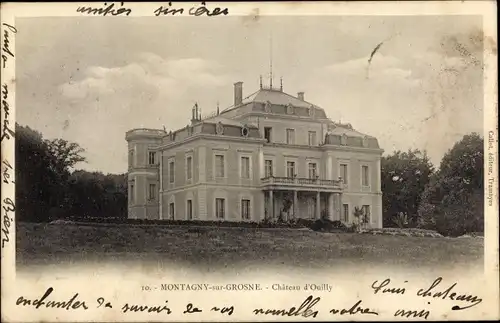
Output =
[
  {"x1": 360, "y1": 227, "x2": 443, "y2": 238},
  {"x1": 392, "y1": 212, "x2": 409, "y2": 229},
  {"x1": 296, "y1": 218, "x2": 315, "y2": 228},
  {"x1": 432, "y1": 188, "x2": 483, "y2": 237},
  {"x1": 308, "y1": 218, "x2": 348, "y2": 232},
  {"x1": 64, "y1": 215, "x2": 356, "y2": 232},
  {"x1": 345, "y1": 223, "x2": 359, "y2": 233},
  {"x1": 310, "y1": 219, "x2": 324, "y2": 232}
]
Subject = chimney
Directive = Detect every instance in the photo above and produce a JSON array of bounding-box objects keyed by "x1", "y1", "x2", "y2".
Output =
[
  {"x1": 297, "y1": 92, "x2": 305, "y2": 101},
  {"x1": 234, "y1": 82, "x2": 243, "y2": 106}
]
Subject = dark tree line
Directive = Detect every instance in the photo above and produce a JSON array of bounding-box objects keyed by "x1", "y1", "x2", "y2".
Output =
[
  {"x1": 15, "y1": 123, "x2": 127, "y2": 222},
  {"x1": 381, "y1": 133, "x2": 484, "y2": 236}
]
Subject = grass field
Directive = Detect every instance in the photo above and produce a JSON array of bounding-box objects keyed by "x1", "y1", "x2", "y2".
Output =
[{"x1": 16, "y1": 222, "x2": 484, "y2": 272}]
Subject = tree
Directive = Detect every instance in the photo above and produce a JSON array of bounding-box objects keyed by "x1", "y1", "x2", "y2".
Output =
[
  {"x1": 16, "y1": 123, "x2": 129, "y2": 222},
  {"x1": 381, "y1": 149, "x2": 434, "y2": 227},
  {"x1": 15, "y1": 123, "x2": 87, "y2": 222},
  {"x1": 418, "y1": 133, "x2": 484, "y2": 236},
  {"x1": 15, "y1": 124, "x2": 60, "y2": 221},
  {"x1": 66, "y1": 171, "x2": 128, "y2": 219},
  {"x1": 45, "y1": 138, "x2": 86, "y2": 175}
]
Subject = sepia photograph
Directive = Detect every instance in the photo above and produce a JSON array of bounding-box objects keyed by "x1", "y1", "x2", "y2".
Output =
[
  {"x1": 14, "y1": 12, "x2": 487, "y2": 272},
  {"x1": 1, "y1": 1, "x2": 498, "y2": 322}
]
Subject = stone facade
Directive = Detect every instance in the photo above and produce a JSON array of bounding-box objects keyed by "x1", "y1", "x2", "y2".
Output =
[{"x1": 126, "y1": 82, "x2": 384, "y2": 228}]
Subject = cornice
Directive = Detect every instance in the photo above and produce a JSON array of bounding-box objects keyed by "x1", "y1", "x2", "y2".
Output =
[{"x1": 156, "y1": 133, "x2": 267, "y2": 151}]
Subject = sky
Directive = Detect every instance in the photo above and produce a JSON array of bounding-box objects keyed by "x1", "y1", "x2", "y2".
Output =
[{"x1": 16, "y1": 15, "x2": 484, "y2": 174}]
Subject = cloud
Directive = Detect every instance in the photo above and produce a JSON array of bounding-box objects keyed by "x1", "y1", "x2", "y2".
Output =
[
  {"x1": 60, "y1": 54, "x2": 231, "y2": 102},
  {"x1": 309, "y1": 50, "x2": 483, "y2": 168},
  {"x1": 54, "y1": 54, "x2": 233, "y2": 173}
]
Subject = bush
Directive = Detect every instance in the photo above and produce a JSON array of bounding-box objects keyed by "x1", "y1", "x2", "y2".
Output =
[
  {"x1": 310, "y1": 219, "x2": 324, "y2": 232},
  {"x1": 63, "y1": 215, "x2": 359, "y2": 233},
  {"x1": 435, "y1": 189, "x2": 483, "y2": 237},
  {"x1": 392, "y1": 212, "x2": 409, "y2": 228},
  {"x1": 360, "y1": 227, "x2": 443, "y2": 238},
  {"x1": 309, "y1": 218, "x2": 348, "y2": 232},
  {"x1": 65, "y1": 216, "x2": 313, "y2": 229}
]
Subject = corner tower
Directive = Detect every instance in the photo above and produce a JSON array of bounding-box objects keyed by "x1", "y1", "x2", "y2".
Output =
[{"x1": 125, "y1": 128, "x2": 165, "y2": 219}]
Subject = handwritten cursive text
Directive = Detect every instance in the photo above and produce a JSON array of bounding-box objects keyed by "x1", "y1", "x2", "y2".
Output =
[
  {"x1": 2, "y1": 159, "x2": 14, "y2": 184},
  {"x1": 416, "y1": 277, "x2": 482, "y2": 310},
  {"x1": 77, "y1": 2, "x2": 132, "y2": 16},
  {"x1": 121, "y1": 301, "x2": 172, "y2": 314},
  {"x1": 16, "y1": 287, "x2": 89, "y2": 310},
  {"x1": 253, "y1": 295, "x2": 320, "y2": 318},
  {"x1": 330, "y1": 300, "x2": 379, "y2": 316},
  {"x1": 371, "y1": 278, "x2": 407, "y2": 295},
  {"x1": 394, "y1": 308, "x2": 430, "y2": 319},
  {"x1": 2, "y1": 197, "x2": 14, "y2": 248},
  {"x1": 2, "y1": 23, "x2": 17, "y2": 68},
  {"x1": 1, "y1": 83, "x2": 15, "y2": 142},
  {"x1": 154, "y1": 2, "x2": 229, "y2": 17}
]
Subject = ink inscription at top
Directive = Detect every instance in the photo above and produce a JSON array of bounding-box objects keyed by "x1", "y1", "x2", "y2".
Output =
[
  {"x1": 76, "y1": 2, "x2": 132, "y2": 16},
  {"x1": 154, "y1": 2, "x2": 229, "y2": 17}
]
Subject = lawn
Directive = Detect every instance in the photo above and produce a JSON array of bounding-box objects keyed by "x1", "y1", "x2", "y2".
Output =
[{"x1": 16, "y1": 222, "x2": 484, "y2": 272}]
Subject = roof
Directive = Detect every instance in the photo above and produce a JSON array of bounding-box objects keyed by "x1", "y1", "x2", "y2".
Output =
[
  {"x1": 242, "y1": 88, "x2": 317, "y2": 109},
  {"x1": 201, "y1": 116, "x2": 258, "y2": 128},
  {"x1": 326, "y1": 126, "x2": 373, "y2": 138}
]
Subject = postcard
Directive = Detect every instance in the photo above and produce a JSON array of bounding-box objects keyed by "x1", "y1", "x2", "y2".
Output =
[{"x1": 1, "y1": 1, "x2": 498, "y2": 321}]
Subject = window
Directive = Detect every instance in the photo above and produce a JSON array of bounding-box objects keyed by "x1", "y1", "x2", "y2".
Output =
[
  {"x1": 264, "y1": 127, "x2": 272, "y2": 143},
  {"x1": 265, "y1": 160, "x2": 273, "y2": 177},
  {"x1": 362, "y1": 205, "x2": 371, "y2": 223},
  {"x1": 186, "y1": 156, "x2": 193, "y2": 180},
  {"x1": 169, "y1": 202, "x2": 175, "y2": 220},
  {"x1": 308, "y1": 131, "x2": 317, "y2": 146},
  {"x1": 307, "y1": 199, "x2": 316, "y2": 219},
  {"x1": 216, "y1": 198, "x2": 225, "y2": 219},
  {"x1": 343, "y1": 204, "x2": 349, "y2": 222},
  {"x1": 148, "y1": 151, "x2": 156, "y2": 165},
  {"x1": 286, "y1": 161, "x2": 295, "y2": 178},
  {"x1": 286, "y1": 128, "x2": 295, "y2": 144},
  {"x1": 129, "y1": 150, "x2": 134, "y2": 168},
  {"x1": 149, "y1": 183, "x2": 156, "y2": 200},
  {"x1": 169, "y1": 161, "x2": 175, "y2": 183},
  {"x1": 308, "y1": 163, "x2": 317, "y2": 179},
  {"x1": 129, "y1": 184, "x2": 134, "y2": 203},
  {"x1": 241, "y1": 156, "x2": 250, "y2": 179},
  {"x1": 241, "y1": 199, "x2": 250, "y2": 220},
  {"x1": 340, "y1": 164, "x2": 348, "y2": 184},
  {"x1": 187, "y1": 199, "x2": 193, "y2": 220},
  {"x1": 215, "y1": 154, "x2": 225, "y2": 177},
  {"x1": 362, "y1": 165, "x2": 369, "y2": 186}
]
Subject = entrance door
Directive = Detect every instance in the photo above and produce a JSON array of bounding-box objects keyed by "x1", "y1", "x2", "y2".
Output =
[{"x1": 307, "y1": 198, "x2": 315, "y2": 219}]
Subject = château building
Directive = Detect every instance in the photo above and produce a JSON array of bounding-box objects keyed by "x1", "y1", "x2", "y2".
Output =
[{"x1": 125, "y1": 79, "x2": 383, "y2": 227}]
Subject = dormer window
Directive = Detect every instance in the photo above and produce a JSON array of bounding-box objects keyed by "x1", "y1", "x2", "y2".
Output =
[
  {"x1": 216, "y1": 122, "x2": 224, "y2": 135},
  {"x1": 265, "y1": 101, "x2": 272, "y2": 113},
  {"x1": 286, "y1": 104, "x2": 294, "y2": 115},
  {"x1": 341, "y1": 134, "x2": 348, "y2": 146},
  {"x1": 309, "y1": 105, "x2": 315, "y2": 117},
  {"x1": 362, "y1": 136, "x2": 369, "y2": 147},
  {"x1": 241, "y1": 126, "x2": 249, "y2": 137}
]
